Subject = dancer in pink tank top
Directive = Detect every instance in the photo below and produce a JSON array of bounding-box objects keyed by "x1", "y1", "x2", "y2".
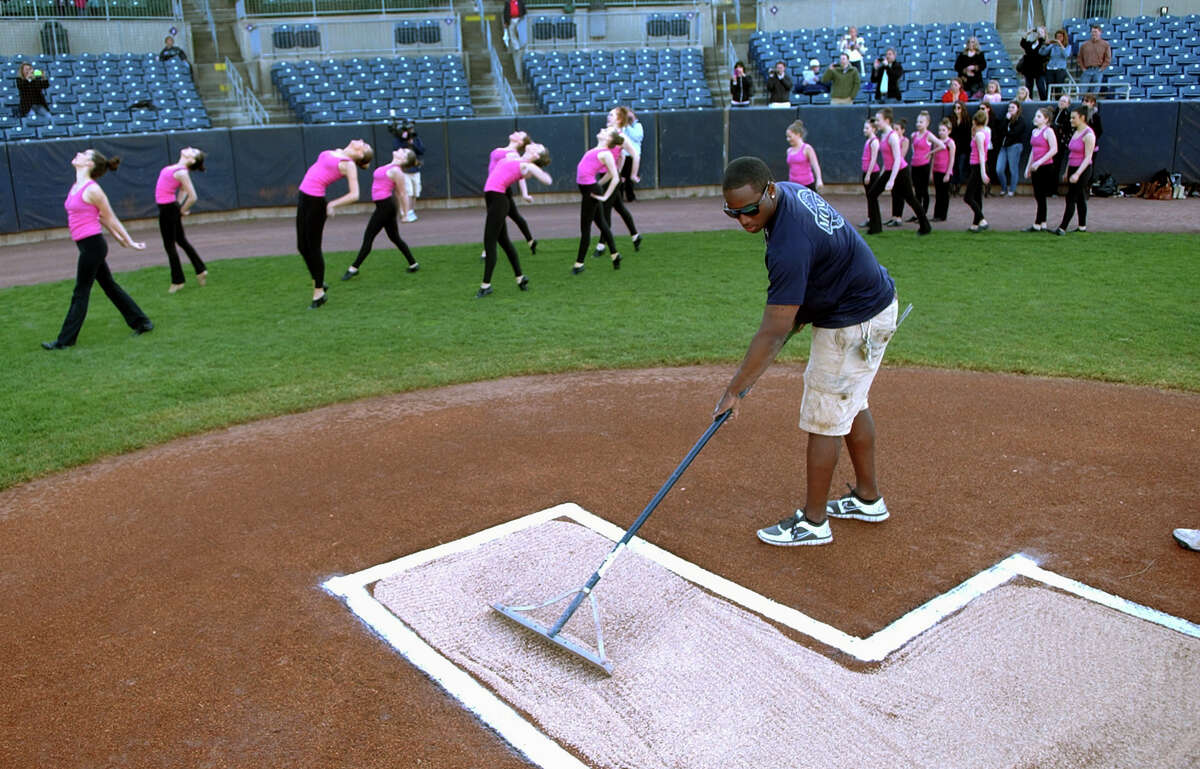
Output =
[
  {"x1": 572, "y1": 127, "x2": 623, "y2": 274},
  {"x1": 43, "y1": 148, "x2": 152, "y2": 350},
  {"x1": 341, "y1": 147, "x2": 419, "y2": 281},
  {"x1": 155, "y1": 146, "x2": 207, "y2": 294},
  {"x1": 785, "y1": 120, "x2": 824, "y2": 192},
  {"x1": 1022, "y1": 107, "x2": 1059, "y2": 232},
  {"x1": 476, "y1": 142, "x2": 552, "y2": 298},
  {"x1": 865, "y1": 108, "x2": 931, "y2": 236},
  {"x1": 479, "y1": 130, "x2": 539, "y2": 261},
  {"x1": 296, "y1": 139, "x2": 373, "y2": 309}
]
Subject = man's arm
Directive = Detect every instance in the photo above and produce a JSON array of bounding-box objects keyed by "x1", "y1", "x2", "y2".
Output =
[{"x1": 714, "y1": 304, "x2": 800, "y2": 418}]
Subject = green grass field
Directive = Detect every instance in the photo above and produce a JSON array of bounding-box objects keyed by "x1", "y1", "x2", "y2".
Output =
[{"x1": 3, "y1": 229, "x2": 1198, "y2": 490}]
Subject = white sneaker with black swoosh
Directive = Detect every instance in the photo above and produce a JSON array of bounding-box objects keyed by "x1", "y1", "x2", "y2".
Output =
[{"x1": 757, "y1": 512, "x2": 832, "y2": 546}]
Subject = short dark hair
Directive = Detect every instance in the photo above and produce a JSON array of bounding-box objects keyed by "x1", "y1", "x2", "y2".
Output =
[{"x1": 722, "y1": 156, "x2": 772, "y2": 192}]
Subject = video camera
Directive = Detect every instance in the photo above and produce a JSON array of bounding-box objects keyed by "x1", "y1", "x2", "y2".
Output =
[{"x1": 387, "y1": 112, "x2": 417, "y2": 138}]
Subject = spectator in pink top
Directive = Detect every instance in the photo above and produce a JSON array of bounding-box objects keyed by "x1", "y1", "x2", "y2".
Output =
[
  {"x1": 43, "y1": 149, "x2": 151, "y2": 350},
  {"x1": 342, "y1": 147, "x2": 418, "y2": 282},
  {"x1": 155, "y1": 146, "x2": 207, "y2": 294},
  {"x1": 573, "y1": 127, "x2": 624, "y2": 275},
  {"x1": 477, "y1": 142, "x2": 551, "y2": 298},
  {"x1": 296, "y1": 139, "x2": 372, "y2": 309}
]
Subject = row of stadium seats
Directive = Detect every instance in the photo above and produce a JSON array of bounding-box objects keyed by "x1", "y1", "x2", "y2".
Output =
[
  {"x1": 271, "y1": 54, "x2": 473, "y2": 122},
  {"x1": 522, "y1": 47, "x2": 714, "y2": 114}
]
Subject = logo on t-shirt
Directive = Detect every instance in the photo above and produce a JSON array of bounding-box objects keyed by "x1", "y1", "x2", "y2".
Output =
[{"x1": 794, "y1": 186, "x2": 844, "y2": 235}]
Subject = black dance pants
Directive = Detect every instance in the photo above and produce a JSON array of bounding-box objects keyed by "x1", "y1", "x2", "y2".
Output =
[{"x1": 53, "y1": 234, "x2": 150, "y2": 346}]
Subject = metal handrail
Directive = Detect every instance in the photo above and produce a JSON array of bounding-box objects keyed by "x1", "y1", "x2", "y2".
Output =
[
  {"x1": 200, "y1": 0, "x2": 219, "y2": 57},
  {"x1": 483, "y1": 5, "x2": 517, "y2": 116},
  {"x1": 3, "y1": 0, "x2": 179, "y2": 20},
  {"x1": 225, "y1": 55, "x2": 270, "y2": 123}
]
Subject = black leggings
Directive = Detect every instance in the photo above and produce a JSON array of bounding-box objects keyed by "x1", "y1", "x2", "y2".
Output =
[
  {"x1": 932, "y1": 166, "x2": 951, "y2": 219},
  {"x1": 53, "y1": 234, "x2": 150, "y2": 346},
  {"x1": 620, "y1": 154, "x2": 636, "y2": 201},
  {"x1": 1059, "y1": 164, "x2": 1093, "y2": 230},
  {"x1": 601, "y1": 190, "x2": 638, "y2": 237},
  {"x1": 910, "y1": 163, "x2": 931, "y2": 216},
  {"x1": 963, "y1": 164, "x2": 985, "y2": 225},
  {"x1": 296, "y1": 192, "x2": 327, "y2": 288},
  {"x1": 483, "y1": 190, "x2": 523, "y2": 283},
  {"x1": 504, "y1": 188, "x2": 534, "y2": 242},
  {"x1": 354, "y1": 197, "x2": 415, "y2": 269},
  {"x1": 1031, "y1": 164, "x2": 1057, "y2": 225},
  {"x1": 158, "y1": 202, "x2": 205, "y2": 285},
  {"x1": 577, "y1": 183, "x2": 617, "y2": 263},
  {"x1": 868, "y1": 167, "x2": 928, "y2": 233}
]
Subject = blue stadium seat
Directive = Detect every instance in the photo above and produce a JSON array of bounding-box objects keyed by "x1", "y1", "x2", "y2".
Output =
[
  {"x1": 1146, "y1": 84, "x2": 1177, "y2": 98},
  {"x1": 1179, "y1": 84, "x2": 1200, "y2": 98}
]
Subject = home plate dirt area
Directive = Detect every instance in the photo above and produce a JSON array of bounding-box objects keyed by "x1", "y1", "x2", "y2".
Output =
[{"x1": 2, "y1": 365, "x2": 1198, "y2": 768}]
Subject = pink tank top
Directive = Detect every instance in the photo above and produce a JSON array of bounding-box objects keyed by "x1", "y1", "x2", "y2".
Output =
[
  {"x1": 484, "y1": 157, "x2": 524, "y2": 194},
  {"x1": 298, "y1": 150, "x2": 345, "y2": 196},
  {"x1": 910, "y1": 131, "x2": 932, "y2": 167},
  {"x1": 488, "y1": 146, "x2": 513, "y2": 175},
  {"x1": 65, "y1": 180, "x2": 102, "y2": 241},
  {"x1": 1029, "y1": 126, "x2": 1052, "y2": 166},
  {"x1": 931, "y1": 137, "x2": 954, "y2": 174},
  {"x1": 370, "y1": 164, "x2": 399, "y2": 201},
  {"x1": 154, "y1": 163, "x2": 185, "y2": 205},
  {"x1": 969, "y1": 127, "x2": 991, "y2": 165},
  {"x1": 861, "y1": 138, "x2": 879, "y2": 174},
  {"x1": 880, "y1": 130, "x2": 907, "y2": 173},
  {"x1": 1068, "y1": 126, "x2": 1093, "y2": 166},
  {"x1": 576, "y1": 147, "x2": 608, "y2": 185},
  {"x1": 786, "y1": 143, "x2": 814, "y2": 185}
]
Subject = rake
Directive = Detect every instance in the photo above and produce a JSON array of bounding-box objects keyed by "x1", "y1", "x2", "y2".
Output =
[{"x1": 492, "y1": 408, "x2": 733, "y2": 675}]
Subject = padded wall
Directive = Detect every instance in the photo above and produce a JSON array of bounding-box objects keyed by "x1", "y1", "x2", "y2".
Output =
[
  {"x1": 0, "y1": 147, "x2": 18, "y2": 233},
  {"x1": 229, "y1": 126, "x2": 306, "y2": 207},
  {"x1": 448, "y1": 117, "x2": 516, "y2": 197},
  {"x1": 167, "y1": 131, "x2": 236, "y2": 214},
  {"x1": 1175, "y1": 101, "x2": 1200, "y2": 184},
  {"x1": 656, "y1": 109, "x2": 723, "y2": 188},
  {"x1": 510, "y1": 114, "x2": 589, "y2": 194},
  {"x1": 10, "y1": 138, "x2": 109, "y2": 231},
  {"x1": 1093, "y1": 101, "x2": 1179, "y2": 182}
]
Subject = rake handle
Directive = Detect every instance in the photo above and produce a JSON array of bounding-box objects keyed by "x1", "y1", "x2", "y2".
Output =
[{"x1": 546, "y1": 408, "x2": 733, "y2": 637}]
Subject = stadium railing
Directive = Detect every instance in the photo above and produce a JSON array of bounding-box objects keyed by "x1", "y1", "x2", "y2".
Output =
[
  {"x1": 0, "y1": 0, "x2": 179, "y2": 20},
  {"x1": 237, "y1": 0, "x2": 450, "y2": 17},
  {"x1": 524, "y1": 7, "x2": 710, "y2": 50}
]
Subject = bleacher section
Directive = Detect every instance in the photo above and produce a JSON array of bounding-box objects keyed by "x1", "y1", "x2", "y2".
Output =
[
  {"x1": 522, "y1": 47, "x2": 713, "y2": 114},
  {"x1": 270, "y1": 54, "x2": 472, "y2": 122},
  {"x1": 750, "y1": 21, "x2": 1016, "y2": 105},
  {"x1": 1063, "y1": 14, "x2": 1200, "y2": 99},
  {"x1": 0, "y1": 52, "x2": 209, "y2": 140}
]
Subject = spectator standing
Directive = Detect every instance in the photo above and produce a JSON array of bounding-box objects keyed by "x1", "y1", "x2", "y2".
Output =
[
  {"x1": 159, "y1": 36, "x2": 188, "y2": 65},
  {"x1": 1042, "y1": 29, "x2": 1071, "y2": 98},
  {"x1": 996, "y1": 101, "x2": 1029, "y2": 197},
  {"x1": 1077, "y1": 25, "x2": 1111, "y2": 92},
  {"x1": 501, "y1": 0, "x2": 527, "y2": 52},
  {"x1": 765, "y1": 60, "x2": 793, "y2": 107},
  {"x1": 871, "y1": 48, "x2": 904, "y2": 103},
  {"x1": 730, "y1": 60, "x2": 753, "y2": 107},
  {"x1": 389, "y1": 118, "x2": 424, "y2": 221},
  {"x1": 949, "y1": 101, "x2": 972, "y2": 192},
  {"x1": 955, "y1": 37, "x2": 987, "y2": 99},
  {"x1": 1082, "y1": 92, "x2": 1103, "y2": 175},
  {"x1": 822, "y1": 53, "x2": 861, "y2": 105},
  {"x1": 15, "y1": 62, "x2": 51, "y2": 118},
  {"x1": 1052, "y1": 93, "x2": 1073, "y2": 183},
  {"x1": 941, "y1": 77, "x2": 968, "y2": 103},
  {"x1": 1018, "y1": 27, "x2": 1049, "y2": 101},
  {"x1": 799, "y1": 58, "x2": 827, "y2": 95},
  {"x1": 839, "y1": 25, "x2": 869, "y2": 76}
]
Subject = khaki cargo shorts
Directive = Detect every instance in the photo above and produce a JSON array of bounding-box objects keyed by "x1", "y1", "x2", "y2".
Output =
[{"x1": 798, "y1": 297, "x2": 899, "y2": 436}]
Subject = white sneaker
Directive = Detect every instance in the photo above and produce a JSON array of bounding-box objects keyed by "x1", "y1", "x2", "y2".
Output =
[
  {"x1": 826, "y1": 487, "x2": 889, "y2": 522},
  {"x1": 757, "y1": 512, "x2": 832, "y2": 546},
  {"x1": 594, "y1": 242, "x2": 606, "y2": 257},
  {"x1": 1174, "y1": 528, "x2": 1200, "y2": 551},
  {"x1": 404, "y1": 211, "x2": 418, "y2": 222}
]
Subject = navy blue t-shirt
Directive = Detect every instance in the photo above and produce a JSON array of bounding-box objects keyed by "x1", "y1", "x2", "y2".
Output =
[{"x1": 763, "y1": 182, "x2": 895, "y2": 328}]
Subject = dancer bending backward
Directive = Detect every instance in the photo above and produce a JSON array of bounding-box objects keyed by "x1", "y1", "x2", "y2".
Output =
[
  {"x1": 594, "y1": 106, "x2": 643, "y2": 256},
  {"x1": 342, "y1": 147, "x2": 418, "y2": 281},
  {"x1": 785, "y1": 120, "x2": 824, "y2": 192},
  {"x1": 156, "y1": 146, "x2": 207, "y2": 294},
  {"x1": 296, "y1": 139, "x2": 373, "y2": 309},
  {"x1": 963, "y1": 109, "x2": 991, "y2": 232},
  {"x1": 43, "y1": 149, "x2": 152, "y2": 350},
  {"x1": 930, "y1": 118, "x2": 956, "y2": 222},
  {"x1": 906, "y1": 111, "x2": 945, "y2": 222},
  {"x1": 573, "y1": 128, "x2": 623, "y2": 274},
  {"x1": 482, "y1": 130, "x2": 539, "y2": 260},
  {"x1": 860, "y1": 119, "x2": 880, "y2": 227},
  {"x1": 866, "y1": 109, "x2": 930, "y2": 235},
  {"x1": 1022, "y1": 107, "x2": 1059, "y2": 232},
  {"x1": 1053, "y1": 106, "x2": 1096, "y2": 235},
  {"x1": 478, "y1": 142, "x2": 552, "y2": 298}
]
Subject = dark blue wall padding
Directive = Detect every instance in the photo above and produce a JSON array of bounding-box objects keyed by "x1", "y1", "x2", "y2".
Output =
[
  {"x1": 92, "y1": 134, "x2": 172, "y2": 222},
  {"x1": 166, "y1": 130, "x2": 237, "y2": 214},
  {"x1": 729, "y1": 107, "x2": 798, "y2": 182},
  {"x1": 301, "y1": 124, "x2": 377, "y2": 201},
  {"x1": 10, "y1": 137, "x2": 111, "y2": 231},
  {"x1": 657, "y1": 109, "x2": 722, "y2": 188},
  {"x1": 0, "y1": 146, "x2": 18, "y2": 233},
  {"x1": 229, "y1": 125, "x2": 306, "y2": 207},
  {"x1": 511, "y1": 113, "x2": 589, "y2": 194},
  {"x1": 403, "y1": 119, "x2": 448, "y2": 199},
  {"x1": 447, "y1": 117, "x2": 515, "y2": 197},
  {"x1": 1090, "y1": 101, "x2": 1178, "y2": 183},
  {"x1": 1175, "y1": 101, "x2": 1200, "y2": 183}
]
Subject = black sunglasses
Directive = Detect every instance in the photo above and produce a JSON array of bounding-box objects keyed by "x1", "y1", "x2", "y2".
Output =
[{"x1": 723, "y1": 186, "x2": 769, "y2": 218}]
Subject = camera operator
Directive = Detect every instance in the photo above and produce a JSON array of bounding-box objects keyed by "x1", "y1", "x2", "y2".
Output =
[
  {"x1": 16, "y1": 61, "x2": 52, "y2": 118},
  {"x1": 870, "y1": 48, "x2": 904, "y2": 103},
  {"x1": 388, "y1": 116, "x2": 425, "y2": 222}
]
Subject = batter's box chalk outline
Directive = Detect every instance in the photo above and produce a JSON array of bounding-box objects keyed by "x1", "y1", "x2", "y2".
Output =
[{"x1": 322, "y1": 502, "x2": 1200, "y2": 769}]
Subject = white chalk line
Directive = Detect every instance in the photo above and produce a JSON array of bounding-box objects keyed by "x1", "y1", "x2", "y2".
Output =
[{"x1": 321, "y1": 503, "x2": 1200, "y2": 769}]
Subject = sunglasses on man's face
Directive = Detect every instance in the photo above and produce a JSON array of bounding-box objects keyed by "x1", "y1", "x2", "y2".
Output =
[{"x1": 722, "y1": 186, "x2": 769, "y2": 218}]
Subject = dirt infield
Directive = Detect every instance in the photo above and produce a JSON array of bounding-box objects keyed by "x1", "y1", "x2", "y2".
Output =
[{"x1": 2, "y1": 197, "x2": 1199, "y2": 768}]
